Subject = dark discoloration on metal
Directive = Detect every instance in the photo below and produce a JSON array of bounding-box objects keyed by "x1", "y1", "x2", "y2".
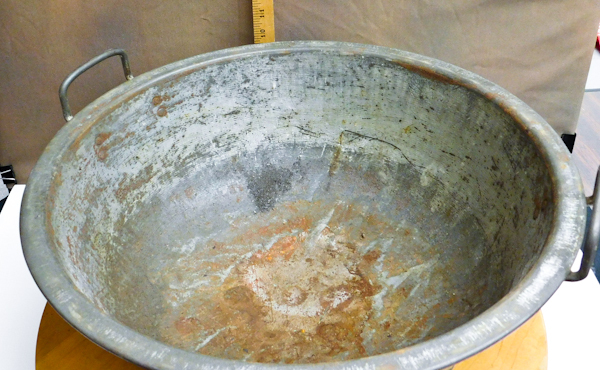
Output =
[
  {"x1": 328, "y1": 134, "x2": 343, "y2": 176},
  {"x1": 245, "y1": 162, "x2": 293, "y2": 212},
  {"x1": 392, "y1": 60, "x2": 476, "y2": 91},
  {"x1": 21, "y1": 42, "x2": 585, "y2": 370},
  {"x1": 392, "y1": 59, "x2": 552, "y2": 158}
]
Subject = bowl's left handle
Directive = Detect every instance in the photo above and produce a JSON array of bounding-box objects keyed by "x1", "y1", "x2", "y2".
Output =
[
  {"x1": 59, "y1": 49, "x2": 134, "y2": 122},
  {"x1": 567, "y1": 167, "x2": 600, "y2": 281}
]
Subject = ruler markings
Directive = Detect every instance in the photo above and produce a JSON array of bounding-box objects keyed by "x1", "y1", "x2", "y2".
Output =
[{"x1": 252, "y1": 0, "x2": 275, "y2": 43}]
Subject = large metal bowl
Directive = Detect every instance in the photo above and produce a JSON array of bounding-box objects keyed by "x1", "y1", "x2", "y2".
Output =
[{"x1": 21, "y1": 41, "x2": 587, "y2": 369}]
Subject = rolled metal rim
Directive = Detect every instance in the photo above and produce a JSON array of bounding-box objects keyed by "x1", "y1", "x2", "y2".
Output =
[{"x1": 21, "y1": 41, "x2": 585, "y2": 370}]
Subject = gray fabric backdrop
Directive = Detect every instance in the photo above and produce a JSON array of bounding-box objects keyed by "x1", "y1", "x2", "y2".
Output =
[{"x1": 1, "y1": 0, "x2": 599, "y2": 182}]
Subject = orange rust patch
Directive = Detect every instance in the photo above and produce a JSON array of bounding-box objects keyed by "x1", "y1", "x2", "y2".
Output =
[
  {"x1": 404, "y1": 316, "x2": 430, "y2": 339},
  {"x1": 93, "y1": 132, "x2": 133, "y2": 161},
  {"x1": 262, "y1": 235, "x2": 300, "y2": 261},
  {"x1": 96, "y1": 147, "x2": 108, "y2": 161},
  {"x1": 157, "y1": 106, "x2": 168, "y2": 117},
  {"x1": 152, "y1": 96, "x2": 163, "y2": 106},
  {"x1": 93, "y1": 133, "x2": 113, "y2": 160},
  {"x1": 362, "y1": 250, "x2": 381, "y2": 263},
  {"x1": 95, "y1": 132, "x2": 112, "y2": 146},
  {"x1": 115, "y1": 165, "x2": 155, "y2": 201},
  {"x1": 256, "y1": 216, "x2": 311, "y2": 240},
  {"x1": 175, "y1": 317, "x2": 202, "y2": 336},
  {"x1": 155, "y1": 198, "x2": 455, "y2": 363}
]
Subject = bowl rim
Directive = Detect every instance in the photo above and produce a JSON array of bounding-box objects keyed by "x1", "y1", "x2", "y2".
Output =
[{"x1": 21, "y1": 40, "x2": 586, "y2": 370}]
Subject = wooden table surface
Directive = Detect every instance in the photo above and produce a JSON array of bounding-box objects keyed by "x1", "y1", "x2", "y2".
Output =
[
  {"x1": 36, "y1": 304, "x2": 547, "y2": 370},
  {"x1": 454, "y1": 312, "x2": 547, "y2": 370}
]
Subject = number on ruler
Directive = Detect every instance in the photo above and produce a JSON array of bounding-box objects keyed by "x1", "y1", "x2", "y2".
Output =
[{"x1": 252, "y1": 0, "x2": 275, "y2": 43}]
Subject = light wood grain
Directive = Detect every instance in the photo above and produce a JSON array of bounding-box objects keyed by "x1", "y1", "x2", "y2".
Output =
[
  {"x1": 37, "y1": 304, "x2": 547, "y2": 369},
  {"x1": 454, "y1": 312, "x2": 547, "y2": 370},
  {"x1": 252, "y1": 0, "x2": 275, "y2": 43},
  {"x1": 36, "y1": 305, "x2": 143, "y2": 370}
]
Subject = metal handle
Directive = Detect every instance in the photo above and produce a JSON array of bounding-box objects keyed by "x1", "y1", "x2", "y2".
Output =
[
  {"x1": 59, "y1": 49, "x2": 134, "y2": 122},
  {"x1": 567, "y1": 167, "x2": 600, "y2": 281}
]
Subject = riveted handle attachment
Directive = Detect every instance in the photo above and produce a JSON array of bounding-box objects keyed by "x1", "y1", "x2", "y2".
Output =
[
  {"x1": 567, "y1": 167, "x2": 600, "y2": 281},
  {"x1": 59, "y1": 49, "x2": 133, "y2": 122}
]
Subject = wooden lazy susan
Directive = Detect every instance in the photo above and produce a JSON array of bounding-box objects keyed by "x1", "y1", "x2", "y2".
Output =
[{"x1": 36, "y1": 305, "x2": 547, "y2": 370}]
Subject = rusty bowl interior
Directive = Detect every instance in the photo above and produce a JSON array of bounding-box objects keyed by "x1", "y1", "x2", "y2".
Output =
[{"x1": 22, "y1": 42, "x2": 584, "y2": 369}]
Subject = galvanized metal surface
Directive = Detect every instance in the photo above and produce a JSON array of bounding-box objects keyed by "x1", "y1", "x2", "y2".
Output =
[{"x1": 21, "y1": 41, "x2": 586, "y2": 369}]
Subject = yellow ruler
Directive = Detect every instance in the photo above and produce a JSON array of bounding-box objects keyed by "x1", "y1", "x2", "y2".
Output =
[{"x1": 252, "y1": 0, "x2": 275, "y2": 43}]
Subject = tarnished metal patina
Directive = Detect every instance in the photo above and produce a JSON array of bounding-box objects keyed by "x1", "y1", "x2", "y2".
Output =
[{"x1": 21, "y1": 41, "x2": 586, "y2": 369}]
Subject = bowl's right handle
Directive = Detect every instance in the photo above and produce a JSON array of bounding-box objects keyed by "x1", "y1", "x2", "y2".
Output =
[
  {"x1": 58, "y1": 49, "x2": 134, "y2": 122},
  {"x1": 567, "y1": 167, "x2": 600, "y2": 281}
]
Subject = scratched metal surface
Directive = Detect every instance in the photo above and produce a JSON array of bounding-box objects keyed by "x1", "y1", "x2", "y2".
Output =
[{"x1": 21, "y1": 42, "x2": 585, "y2": 369}]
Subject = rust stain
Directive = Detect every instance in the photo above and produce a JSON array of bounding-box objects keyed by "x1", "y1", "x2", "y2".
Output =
[
  {"x1": 175, "y1": 317, "x2": 202, "y2": 336},
  {"x1": 146, "y1": 121, "x2": 157, "y2": 131},
  {"x1": 362, "y1": 250, "x2": 381, "y2": 263},
  {"x1": 93, "y1": 132, "x2": 112, "y2": 160},
  {"x1": 261, "y1": 235, "x2": 300, "y2": 261},
  {"x1": 93, "y1": 132, "x2": 134, "y2": 161},
  {"x1": 95, "y1": 132, "x2": 112, "y2": 146},
  {"x1": 328, "y1": 133, "x2": 344, "y2": 176},
  {"x1": 255, "y1": 216, "x2": 311, "y2": 241},
  {"x1": 156, "y1": 199, "x2": 455, "y2": 363},
  {"x1": 152, "y1": 96, "x2": 163, "y2": 106},
  {"x1": 157, "y1": 106, "x2": 168, "y2": 117},
  {"x1": 115, "y1": 164, "x2": 155, "y2": 201},
  {"x1": 68, "y1": 118, "x2": 99, "y2": 152},
  {"x1": 392, "y1": 60, "x2": 475, "y2": 89}
]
